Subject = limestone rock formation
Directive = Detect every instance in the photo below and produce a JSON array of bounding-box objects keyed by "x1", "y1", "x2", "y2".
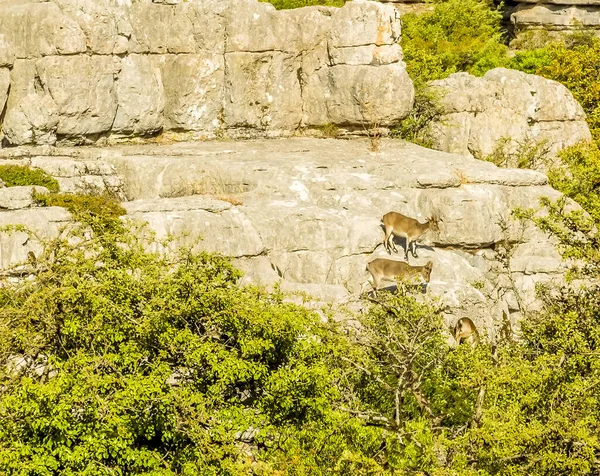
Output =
[
  {"x1": 425, "y1": 68, "x2": 592, "y2": 163},
  {"x1": 0, "y1": 138, "x2": 569, "y2": 336},
  {"x1": 0, "y1": 0, "x2": 414, "y2": 146},
  {"x1": 510, "y1": 2, "x2": 600, "y2": 38}
]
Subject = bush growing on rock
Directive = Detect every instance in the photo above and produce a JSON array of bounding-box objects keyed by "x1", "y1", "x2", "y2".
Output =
[
  {"x1": 261, "y1": 0, "x2": 345, "y2": 9},
  {"x1": 510, "y1": 36, "x2": 600, "y2": 141},
  {"x1": 401, "y1": 0, "x2": 507, "y2": 85},
  {"x1": 0, "y1": 165, "x2": 59, "y2": 193}
]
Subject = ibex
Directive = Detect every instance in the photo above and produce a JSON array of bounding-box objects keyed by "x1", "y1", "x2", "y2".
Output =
[
  {"x1": 365, "y1": 258, "x2": 433, "y2": 296},
  {"x1": 454, "y1": 317, "x2": 480, "y2": 348},
  {"x1": 382, "y1": 212, "x2": 439, "y2": 260}
]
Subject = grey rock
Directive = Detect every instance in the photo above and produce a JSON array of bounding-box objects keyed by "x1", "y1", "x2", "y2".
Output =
[
  {"x1": 113, "y1": 55, "x2": 165, "y2": 136},
  {"x1": 0, "y1": 3, "x2": 86, "y2": 58},
  {"x1": 511, "y1": 4, "x2": 600, "y2": 32},
  {"x1": 158, "y1": 53, "x2": 225, "y2": 132},
  {"x1": 0, "y1": 206, "x2": 71, "y2": 269},
  {"x1": 35, "y1": 56, "x2": 119, "y2": 140},
  {"x1": 224, "y1": 52, "x2": 302, "y2": 132},
  {"x1": 2, "y1": 93, "x2": 60, "y2": 146},
  {"x1": 0, "y1": 185, "x2": 49, "y2": 210},
  {"x1": 0, "y1": 34, "x2": 15, "y2": 67},
  {"x1": 53, "y1": 0, "x2": 132, "y2": 55},
  {"x1": 0, "y1": 0, "x2": 415, "y2": 139},
  {"x1": 0, "y1": 68, "x2": 9, "y2": 118},
  {"x1": 303, "y1": 63, "x2": 414, "y2": 127},
  {"x1": 427, "y1": 69, "x2": 591, "y2": 161},
  {"x1": 128, "y1": 1, "x2": 197, "y2": 54}
]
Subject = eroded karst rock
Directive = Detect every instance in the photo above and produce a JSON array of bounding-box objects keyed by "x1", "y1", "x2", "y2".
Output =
[
  {"x1": 425, "y1": 68, "x2": 592, "y2": 162},
  {"x1": 0, "y1": 0, "x2": 414, "y2": 145},
  {"x1": 0, "y1": 138, "x2": 567, "y2": 335}
]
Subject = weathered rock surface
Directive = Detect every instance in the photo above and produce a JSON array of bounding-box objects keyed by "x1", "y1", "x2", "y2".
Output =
[
  {"x1": 0, "y1": 185, "x2": 48, "y2": 210},
  {"x1": 511, "y1": 3, "x2": 600, "y2": 35},
  {"x1": 0, "y1": 138, "x2": 568, "y2": 336},
  {"x1": 426, "y1": 68, "x2": 592, "y2": 163},
  {"x1": 0, "y1": 0, "x2": 414, "y2": 145}
]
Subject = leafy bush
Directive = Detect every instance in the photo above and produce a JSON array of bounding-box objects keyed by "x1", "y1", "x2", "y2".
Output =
[
  {"x1": 392, "y1": 88, "x2": 443, "y2": 147},
  {"x1": 0, "y1": 220, "x2": 378, "y2": 474},
  {"x1": 546, "y1": 141, "x2": 600, "y2": 223},
  {"x1": 483, "y1": 137, "x2": 552, "y2": 169},
  {"x1": 261, "y1": 0, "x2": 344, "y2": 9},
  {"x1": 34, "y1": 192, "x2": 127, "y2": 236},
  {"x1": 0, "y1": 165, "x2": 59, "y2": 193},
  {"x1": 401, "y1": 0, "x2": 508, "y2": 85},
  {"x1": 510, "y1": 36, "x2": 600, "y2": 141}
]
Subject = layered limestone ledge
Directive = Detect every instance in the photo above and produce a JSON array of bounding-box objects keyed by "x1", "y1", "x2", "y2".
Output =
[
  {"x1": 0, "y1": 0, "x2": 414, "y2": 146},
  {"x1": 0, "y1": 138, "x2": 570, "y2": 335}
]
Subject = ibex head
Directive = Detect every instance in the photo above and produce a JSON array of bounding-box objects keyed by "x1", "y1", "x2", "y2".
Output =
[{"x1": 426, "y1": 215, "x2": 440, "y2": 233}]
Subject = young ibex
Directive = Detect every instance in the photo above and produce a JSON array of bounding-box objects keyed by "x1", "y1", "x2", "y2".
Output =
[
  {"x1": 454, "y1": 317, "x2": 480, "y2": 348},
  {"x1": 382, "y1": 212, "x2": 439, "y2": 260},
  {"x1": 365, "y1": 258, "x2": 433, "y2": 296}
]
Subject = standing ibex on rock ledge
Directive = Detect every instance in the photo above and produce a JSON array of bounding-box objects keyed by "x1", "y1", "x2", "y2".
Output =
[
  {"x1": 364, "y1": 258, "x2": 433, "y2": 296},
  {"x1": 382, "y1": 211, "x2": 439, "y2": 260}
]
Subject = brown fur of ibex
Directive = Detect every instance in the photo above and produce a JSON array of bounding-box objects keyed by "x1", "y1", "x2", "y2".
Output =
[
  {"x1": 382, "y1": 212, "x2": 439, "y2": 260},
  {"x1": 454, "y1": 317, "x2": 480, "y2": 348},
  {"x1": 365, "y1": 259, "x2": 433, "y2": 296}
]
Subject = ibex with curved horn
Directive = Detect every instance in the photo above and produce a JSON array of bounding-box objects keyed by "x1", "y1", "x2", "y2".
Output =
[{"x1": 382, "y1": 212, "x2": 439, "y2": 260}]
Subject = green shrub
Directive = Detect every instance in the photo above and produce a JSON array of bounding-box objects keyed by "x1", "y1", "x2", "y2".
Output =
[
  {"x1": 0, "y1": 219, "x2": 383, "y2": 474},
  {"x1": 547, "y1": 141, "x2": 600, "y2": 222},
  {"x1": 510, "y1": 36, "x2": 600, "y2": 141},
  {"x1": 391, "y1": 88, "x2": 443, "y2": 147},
  {"x1": 401, "y1": 0, "x2": 508, "y2": 85},
  {"x1": 483, "y1": 137, "x2": 552, "y2": 169},
  {"x1": 261, "y1": 0, "x2": 344, "y2": 9},
  {"x1": 34, "y1": 192, "x2": 126, "y2": 236},
  {"x1": 0, "y1": 165, "x2": 59, "y2": 193}
]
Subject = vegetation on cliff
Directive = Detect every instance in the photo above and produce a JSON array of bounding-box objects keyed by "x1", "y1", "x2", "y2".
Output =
[{"x1": 1, "y1": 202, "x2": 600, "y2": 474}]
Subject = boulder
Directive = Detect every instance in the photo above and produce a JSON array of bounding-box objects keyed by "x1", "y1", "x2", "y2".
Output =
[
  {"x1": 0, "y1": 68, "x2": 9, "y2": 117},
  {"x1": 157, "y1": 54, "x2": 225, "y2": 132},
  {"x1": 426, "y1": 69, "x2": 591, "y2": 162},
  {"x1": 2, "y1": 93, "x2": 60, "y2": 146},
  {"x1": 0, "y1": 185, "x2": 49, "y2": 210},
  {"x1": 0, "y1": 206, "x2": 71, "y2": 269},
  {"x1": 35, "y1": 55, "x2": 119, "y2": 141},
  {"x1": 0, "y1": 0, "x2": 416, "y2": 140},
  {"x1": 0, "y1": 34, "x2": 15, "y2": 67},
  {"x1": 0, "y1": 3, "x2": 86, "y2": 58},
  {"x1": 53, "y1": 0, "x2": 132, "y2": 55},
  {"x1": 223, "y1": 52, "x2": 303, "y2": 133},
  {"x1": 113, "y1": 55, "x2": 165, "y2": 136},
  {"x1": 511, "y1": 4, "x2": 600, "y2": 32}
]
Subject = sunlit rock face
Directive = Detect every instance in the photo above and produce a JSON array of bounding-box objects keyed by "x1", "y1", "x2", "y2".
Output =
[{"x1": 0, "y1": 0, "x2": 414, "y2": 146}]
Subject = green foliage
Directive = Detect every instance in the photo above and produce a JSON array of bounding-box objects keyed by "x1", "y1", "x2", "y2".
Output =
[
  {"x1": 510, "y1": 36, "x2": 600, "y2": 141},
  {"x1": 483, "y1": 137, "x2": 551, "y2": 169},
  {"x1": 0, "y1": 165, "x2": 59, "y2": 193},
  {"x1": 392, "y1": 88, "x2": 443, "y2": 147},
  {"x1": 261, "y1": 0, "x2": 345, "y2": 9},
  {"x1": 0, "y1": 220, "x2": 378, "y2": 474},
  {"x1": 545, "y1": 141, "x2": 600, "y2": 223},
  {"x1": 33, "y1": 192, "x2": 127, "y2": 236},
  {"x1": 401, "y1": 0, "x2": 508, "y2": 85}
]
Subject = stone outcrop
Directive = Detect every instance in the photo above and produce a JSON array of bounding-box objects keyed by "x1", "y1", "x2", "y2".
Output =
[
  {"x1": 425, "y1": 68, "x2": 592, "y2": 163},
  {"x1": 509, "y1": 2, "x2": 600, "y2": 37},
  {"x1": 0, "y1": 138, "x2": 569, "y2": 336},
  {"x1": 0, "y1": 0, "x2": 414, "y2": 146}
]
